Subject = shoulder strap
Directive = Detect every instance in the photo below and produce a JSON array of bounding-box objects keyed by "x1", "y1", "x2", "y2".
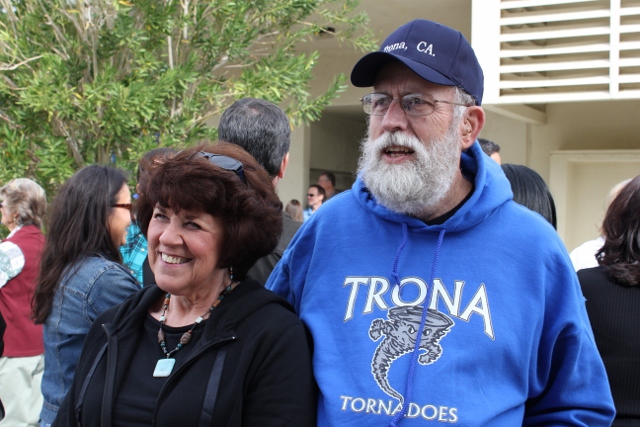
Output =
[
  {"x1": 75, "y1": 343, "x2": 108, "y2": 425},
  {"x1": 198, "y1": 348, "x2": 227, "y2": 427}
]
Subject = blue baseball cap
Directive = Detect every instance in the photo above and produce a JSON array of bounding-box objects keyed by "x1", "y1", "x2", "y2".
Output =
[{"x1": 350, "y1": 19, "x2": 484, "y2": 105}]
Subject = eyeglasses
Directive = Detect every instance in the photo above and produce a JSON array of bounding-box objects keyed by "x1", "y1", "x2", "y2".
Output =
[
  {"x1": 197, "y1": 151, "x2": 246, "y2": 184},
  {"x1": 307, "y1": 193, "x2": 316, "y2": 197},
  {"x1": 112, "y1": 203, "x2": 132, "y2": 210},
  {"x1": 360, "y1": 93, "x2": 473, "y2": 117},
  {"x1": 112, "y1": 203, "x2": 134, "y2": 220}
]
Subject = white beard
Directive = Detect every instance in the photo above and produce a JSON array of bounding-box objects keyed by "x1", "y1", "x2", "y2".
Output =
[{"x1": 358, "y1": 125, "x2": 462, "y2": 217}]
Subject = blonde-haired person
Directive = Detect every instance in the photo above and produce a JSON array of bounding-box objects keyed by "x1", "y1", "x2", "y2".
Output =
[
  {"x1": 0, "y1": 178, "x2": 47, "y2": 427},
  {"x1": 285, "y1": 199, "x2": 303, "y2": 222}
]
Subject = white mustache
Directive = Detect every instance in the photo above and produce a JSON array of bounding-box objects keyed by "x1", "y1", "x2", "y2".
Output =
[{"x1": 370, "y1": 132, "x2": 424, "y2": 154}]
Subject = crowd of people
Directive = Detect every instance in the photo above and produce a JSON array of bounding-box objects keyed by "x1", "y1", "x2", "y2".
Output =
[{"x1": 0, "y1": 17, "x2": 637, "y2": 427}]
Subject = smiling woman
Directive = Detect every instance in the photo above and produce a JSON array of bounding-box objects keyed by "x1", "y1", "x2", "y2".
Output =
[{"x1": 52, "y1": 144, "x2": 317, "y2": 427}]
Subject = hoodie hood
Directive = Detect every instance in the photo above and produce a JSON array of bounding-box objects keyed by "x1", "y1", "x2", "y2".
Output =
[{"x1": 353, "y1": 141, "x2": 513, "y2": 232}]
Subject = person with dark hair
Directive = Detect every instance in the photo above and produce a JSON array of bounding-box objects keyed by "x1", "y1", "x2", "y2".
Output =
[
  {"x1": 0, "y1": 178, "x2": 47, "y2": 427},
  {"x1": 33, "y1": 165, "x2": 139, "y2": 427},
  {"x1": 218, "y1": 97, "x2": 301, "y2": 284},
  {"x1": 285, "y1": 199, "x2": 303, "y2": 222},
  {"x1": 501, "y1": 163, "x2": 557, "y2": 229},
  {"x1": 267, "y1": 18, "x2": 614, "y2": 426},
  {"x1": 578, "y1": 175, "x2": 640, "y2": 425},
  {"x1": 121, "y1": 147, "x2": 177, "y2": 286},
  {"x1": 478, "y1": 137, "x2": 501, "y2": 164},
  {"x1": 318, "y1": 172, "x2": 339, "y2": 199},
  {"x1": 52, "y1": 144, "x2": 316, "y2": 427},
  {"x1": 303, "y1": 184, "x2": 325, "y2": 221}
]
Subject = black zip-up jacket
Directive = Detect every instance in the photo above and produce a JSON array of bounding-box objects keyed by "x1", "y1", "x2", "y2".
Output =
[{"x1": 52, "y1": 278, "x2": 317, "y2": 427}]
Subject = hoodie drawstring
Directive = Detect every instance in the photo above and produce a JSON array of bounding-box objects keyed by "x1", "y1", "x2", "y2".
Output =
[
  {"x1": 391, "y1": 223, "x2": 409, "y2": 287},
  {"x1": 389, "y1": 228, "x2": 446, "y2": 427}
]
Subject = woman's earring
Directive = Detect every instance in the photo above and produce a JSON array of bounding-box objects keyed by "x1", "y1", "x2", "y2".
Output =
[{"x1": 229, "y1": 266, "x2": 234, "y2": 281}]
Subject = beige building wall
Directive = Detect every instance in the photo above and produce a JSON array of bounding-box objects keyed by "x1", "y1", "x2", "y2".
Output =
[
  {"x1": 551, "y1": 151, "x2": 640, "y2": 252},
  {"x1": 277, "y1": 125, "x2": 311, "y2": 208}
]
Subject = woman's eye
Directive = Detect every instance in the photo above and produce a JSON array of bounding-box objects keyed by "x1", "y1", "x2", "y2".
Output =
[
  {"x1": 185, "y1": 221, "x2": 201, "y2": 229},
  {"x1": 153, "y1": 213, "x2": 167, "y2": 220}
]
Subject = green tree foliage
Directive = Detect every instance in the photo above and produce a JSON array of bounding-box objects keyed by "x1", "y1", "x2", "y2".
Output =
[{"x1": 0, "y1": 0, "x2": 375, "y2": 195}]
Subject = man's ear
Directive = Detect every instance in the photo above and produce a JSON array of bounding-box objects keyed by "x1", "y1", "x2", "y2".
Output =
[
  {"x1": 277, "y1": 152, "x2": 290, "y2": 179},
  {"x1": 461, "y1": 106, "x2": 485, "y2": 150}
]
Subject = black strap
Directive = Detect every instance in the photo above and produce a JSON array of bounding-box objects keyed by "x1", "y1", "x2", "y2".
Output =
[
  {"x1": 76, "y1": 343, "x2": 108, "y2": 425},
  {"x1": 142, "y1": 256, "x2": 156, "y2": 287},
  {"x1": 101, "y1": 336, "x2": 118, "y2": 426},
  {"x1": 198, "y1": 348, "x2": 227, "y2": 427}
]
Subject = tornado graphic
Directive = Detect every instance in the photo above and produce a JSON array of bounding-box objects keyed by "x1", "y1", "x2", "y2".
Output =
[{"x1": 369, "y1": 306, "x2": 454, "y2": 403}]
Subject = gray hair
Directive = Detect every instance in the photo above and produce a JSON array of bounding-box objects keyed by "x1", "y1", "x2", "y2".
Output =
[
  {"x1": 453, "y1": 87, "x2": 475, "y2": 124},
  {"x1": 0, "y1": 178, "x2": 47, "y2": 228},
  {"x1": 218, "y1": 98, "x2": 291, "y2": 178}
]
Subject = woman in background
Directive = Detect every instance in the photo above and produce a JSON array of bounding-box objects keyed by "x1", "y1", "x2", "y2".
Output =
[
  {"x1": 32, "y1": 165, "x2": 139, "y2": 427},
  {"x1": 0, "y1": 178, "x2": 47, "y2": 427},
  {"x1": 578, "y1": 175, "x2": 640, "y2": 426},
  {"x1": 285, "y1": 199, "x2": 303, "y2": 222},
  {"x1": 502, "y1": 163, "x2": 557, "y2": 229}
]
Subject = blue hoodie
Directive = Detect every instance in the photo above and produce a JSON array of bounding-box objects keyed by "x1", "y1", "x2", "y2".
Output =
[{"x1": 266, "y1": 142, "x2": 615, "y2": 426}]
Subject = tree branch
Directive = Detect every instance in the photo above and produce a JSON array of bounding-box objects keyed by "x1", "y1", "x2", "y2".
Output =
[
  {"x1": 0, "y1": 55, "x2": 43, "y2": 71},
  {"x1": 52, "y1": 117, "x2": 84, "y2": 166},
  {"x1": 0, "y1": 74, "x2": 18, "y2": 90}
]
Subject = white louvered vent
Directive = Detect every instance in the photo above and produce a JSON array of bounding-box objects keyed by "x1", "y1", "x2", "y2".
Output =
[{"x1": 472, "y1": 0, "x2": 640, "y2": 104}]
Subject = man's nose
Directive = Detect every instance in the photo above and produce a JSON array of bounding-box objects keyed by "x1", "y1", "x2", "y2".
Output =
[{"x1": 380, "y1": 98, "x2": 408, "y2": 133}]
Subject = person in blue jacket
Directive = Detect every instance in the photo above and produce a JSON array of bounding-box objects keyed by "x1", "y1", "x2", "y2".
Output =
[{"x1": 266, "y1": 19, "x2": 615, "y2": 427}]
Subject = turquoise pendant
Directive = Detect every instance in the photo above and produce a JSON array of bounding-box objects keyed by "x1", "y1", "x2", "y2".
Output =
[{"x1": 153, "y1": 358, "x2": 176, "y2": 378}]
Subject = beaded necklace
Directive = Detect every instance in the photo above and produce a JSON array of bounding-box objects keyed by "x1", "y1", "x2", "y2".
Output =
[{"x1": 152, "y1": 281, "x2": 239, "y2": 378}]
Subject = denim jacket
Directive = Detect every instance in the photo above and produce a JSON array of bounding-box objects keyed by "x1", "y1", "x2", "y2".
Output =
[{"x1": 39, "y1": 255, "x2": 139, "y2": 425}]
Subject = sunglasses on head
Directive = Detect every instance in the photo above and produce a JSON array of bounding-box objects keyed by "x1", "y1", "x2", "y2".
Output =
[{"x1": 196, "y1": 151, "x2": 247, "y2": 184}]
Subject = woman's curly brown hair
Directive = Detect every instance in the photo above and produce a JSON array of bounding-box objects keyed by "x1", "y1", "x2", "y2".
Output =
[{"x1": 135, "y1": 142, "x2": 283, "y2": 280}]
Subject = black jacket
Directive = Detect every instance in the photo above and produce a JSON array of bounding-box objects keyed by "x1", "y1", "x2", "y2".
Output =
[
  {"x1": 52, "y1": 278, "x2": 317, "y2": 427},
  {"x1": 247, "y1": 212, "x2": 301, "y2": 285}
]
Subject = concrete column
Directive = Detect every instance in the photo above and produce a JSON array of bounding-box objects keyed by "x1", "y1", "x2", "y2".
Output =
[{"x1": 277, "y1": 124, "x2": 311, "y2": 208}]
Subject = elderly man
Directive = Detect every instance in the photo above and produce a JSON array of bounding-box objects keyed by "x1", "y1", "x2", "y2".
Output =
[{"x1": 267, "y1": 19, "x2": 614, "y2": 426}]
